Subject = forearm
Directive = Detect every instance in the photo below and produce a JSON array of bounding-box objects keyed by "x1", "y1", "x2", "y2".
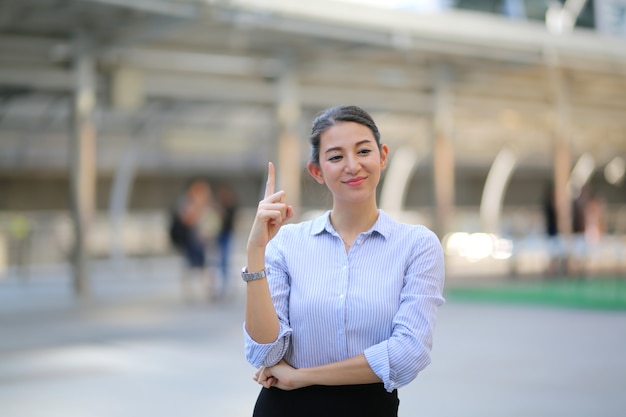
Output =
[
  {"x1": 297, "y1": 354, "x2": 381, "y2": 387},
  {"x1": 244, "y1": 245, "x2": 279, "y2": 344}
]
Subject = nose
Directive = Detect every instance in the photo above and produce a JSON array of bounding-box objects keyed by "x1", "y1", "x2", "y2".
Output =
[{"x1": 345, "y1": 153, "x2": 360, "y2": 174}]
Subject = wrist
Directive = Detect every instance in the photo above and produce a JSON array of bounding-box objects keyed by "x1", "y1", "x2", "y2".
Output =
[
  {"x1": 246, "y1": 231, "x2": 269, "y2": 251},
  {"x1": 246, "y1": 246, "x2": 265, "y2": 268},
  {"x1": 296, "y1": 367, "x2": 314, "y2": 388},
  {"x1": 241, "y1": 266, "x2": 266, "y2": 282}
]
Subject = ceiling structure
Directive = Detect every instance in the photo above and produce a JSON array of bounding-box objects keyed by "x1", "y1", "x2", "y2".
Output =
[{"x1": 0, "y1": 0, "x2": 625, "y2": 177}]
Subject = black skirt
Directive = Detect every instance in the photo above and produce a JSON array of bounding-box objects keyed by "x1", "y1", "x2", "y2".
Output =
[{"x1": 252, "y1": 383, "x2": 399, "y2": 417}]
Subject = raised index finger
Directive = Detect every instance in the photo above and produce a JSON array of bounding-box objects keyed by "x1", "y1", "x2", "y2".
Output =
[{"x1": 264, "y1": 162, "x2": 275, "y2": 199}]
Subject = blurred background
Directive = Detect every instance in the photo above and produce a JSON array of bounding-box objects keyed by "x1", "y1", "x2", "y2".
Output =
[{"x1": 0, "y1": 1, "x2": 625, "y2": 416}]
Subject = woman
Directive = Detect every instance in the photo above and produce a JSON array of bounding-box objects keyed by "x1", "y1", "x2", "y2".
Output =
[{"x1": 243, "y1": 105, "x2": 445, "y2": 417}]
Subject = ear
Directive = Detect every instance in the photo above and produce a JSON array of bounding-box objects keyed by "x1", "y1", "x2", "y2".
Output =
[
  {"x1": 380, "y1": 144, "x2": 389, "y2": 170},
  {"x1": 307, "y1": 161, "x2": 325, "y2": 184}
]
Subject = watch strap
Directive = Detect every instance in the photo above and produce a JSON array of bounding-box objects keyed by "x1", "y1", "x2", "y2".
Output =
[{"x1": 241, "y1": 266, "x2": 267, "y2": 282}]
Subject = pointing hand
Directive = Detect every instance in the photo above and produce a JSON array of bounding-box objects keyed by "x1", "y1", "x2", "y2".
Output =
[{"x1": 247, "y1": 162, "x2": 294, "y2": 249}]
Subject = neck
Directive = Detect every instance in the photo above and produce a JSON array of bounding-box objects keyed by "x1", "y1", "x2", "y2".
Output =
[{"x1": 330, "y1": 202, "x2": 379, "y2": 239}]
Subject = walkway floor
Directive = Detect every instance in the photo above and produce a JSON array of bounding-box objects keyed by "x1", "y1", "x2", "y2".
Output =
[{"x1": 1, "y1": 258, "x2": 625, "y2": 417}]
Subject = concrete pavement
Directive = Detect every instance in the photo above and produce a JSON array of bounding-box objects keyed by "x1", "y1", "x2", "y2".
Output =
[{"x1": 1, "y1": 258, "x2": 625, "y2": 417}]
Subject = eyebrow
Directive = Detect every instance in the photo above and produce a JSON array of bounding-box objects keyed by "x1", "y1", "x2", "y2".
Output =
[{"x1": 324, "y1": 139, "x2": 373, "y2": 154}]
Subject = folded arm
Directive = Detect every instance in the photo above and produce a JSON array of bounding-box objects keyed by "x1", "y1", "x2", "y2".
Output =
[{"x1": 255, "y1": 354, "x2": 380, "y2": 391}]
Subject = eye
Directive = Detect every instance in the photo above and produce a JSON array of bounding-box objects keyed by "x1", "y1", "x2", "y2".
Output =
[
  {"x1": 328, "y1": 155, "x2": 343, "y2": 162},
  {"x1": 358, "y1": 148, "x2": 372, "y2": 155}
]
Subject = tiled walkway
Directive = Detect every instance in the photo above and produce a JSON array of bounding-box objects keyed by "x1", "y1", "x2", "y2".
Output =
[{"x1": 1, "y1": 259, "x2": 625, "y2": 417}]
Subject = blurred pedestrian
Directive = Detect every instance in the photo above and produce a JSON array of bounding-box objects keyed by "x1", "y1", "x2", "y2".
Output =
[
  {"x1": 584, "y1": 189, "x2": 607, "y2": 245},
  {"x1": 216, "y1": 183, "x2": 238, "y2": 299},
  {"x1": 169, "y1": 179, "x2": 216, "y2": 302},
  {"x1": 243, "y1": 105, "x2": 445, "y2": 417}
]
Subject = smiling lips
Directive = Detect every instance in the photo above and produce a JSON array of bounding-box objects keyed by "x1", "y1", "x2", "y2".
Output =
[{"x1": 344, "y1": 177, "x2": 366, "y2": 186}]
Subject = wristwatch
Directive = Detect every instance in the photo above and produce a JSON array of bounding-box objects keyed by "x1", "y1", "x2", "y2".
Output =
[{"x1": 241, "y1": 266, "x2": 267, "y2": 282}]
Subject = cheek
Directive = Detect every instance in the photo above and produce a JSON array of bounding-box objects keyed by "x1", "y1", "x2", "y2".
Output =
[{"x1": 319, "y1": 163, "x2": 332, "y2": 176}]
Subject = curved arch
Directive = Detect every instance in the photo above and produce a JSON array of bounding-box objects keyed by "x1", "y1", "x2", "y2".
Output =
[
  {"x1": 480, "y1": 148, "x2": 518, "y2": 234},
  {"x1": 108, "y1": 109, "x2": 161, "y2": 261},
  {"x1": 380, "y1": 146, "x2": 420, "y2": 217},
  {"x1": 568, "y1": 152, "x2": 595, "y2": 198}
]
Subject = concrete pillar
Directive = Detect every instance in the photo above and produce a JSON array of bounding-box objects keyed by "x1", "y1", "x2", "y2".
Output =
[
  {"x1": 276, "y1": 62, "x2": 302, "y2": 215},
  {"x1": 432, "y1": 64, "x2": 456, "y2": 238},
  {"x1": 546, "y1": 53, "x2": 573, "y2": 236},
  {"x1": 69, "y1": 33, "x2": 97, "y2": 298}
]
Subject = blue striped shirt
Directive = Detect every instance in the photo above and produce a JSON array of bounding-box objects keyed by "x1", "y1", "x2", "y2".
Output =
[{"x1": 244, "y1": 210, "x2": 445, "y2": 392}]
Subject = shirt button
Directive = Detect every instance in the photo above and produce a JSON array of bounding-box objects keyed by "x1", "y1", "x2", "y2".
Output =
[
  {"x1": 342, "y1": 265, "x2": 347, "y2": 270},
  {"x1": 339, "y1": 294, "x2": 344, "y2": 299}
]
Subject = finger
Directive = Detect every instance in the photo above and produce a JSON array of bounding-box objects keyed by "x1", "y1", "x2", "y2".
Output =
[
  {"x1": 259, "y1": 199, "x2": 290, "y2": 218},
  {"x1": 257, "y1": 193, "x2": 281, "y2": 209},
  {"x1": 254, "y1": 366, "x2": 265, "y2": 381},
  {"x1": 264, "y1": 162, "x2": 275, "y2": 199},
  {"x1": 263, "y1": 377, "x2": 276, "y2": 389}
]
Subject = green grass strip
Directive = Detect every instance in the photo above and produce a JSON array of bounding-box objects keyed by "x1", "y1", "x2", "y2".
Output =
[{"x1": 446, "y1": 277, "x2": 626, "y2": 310}]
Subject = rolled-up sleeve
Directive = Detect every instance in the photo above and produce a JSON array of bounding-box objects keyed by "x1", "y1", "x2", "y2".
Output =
[
  {"x1": 244, "y1": 321, "x2": 292, "y2": 367},
  {"x1": 364, "y1": 229, "x2": 445, "y2": 392},
  {"x1": 243, "y1": 233, "x2": 293, "y2": 368}
]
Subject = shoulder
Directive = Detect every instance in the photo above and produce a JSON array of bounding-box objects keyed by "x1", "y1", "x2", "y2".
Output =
[
  {"x1": 265, "y1": 218, "x2": 320, "y2": 265},
  {"x1": 281, "y1": 218, "x2": 315, "y2": 235},
  {"x1": 269, "y1": 217, "x2": 319, "y2": 249},
  {"x1": 377, "y1": 213, "x2": 443, "y2": 264},
  {"x1": 379, "y1": 211, "x2": 440, "y2": 246},
  {"x1": 277, "y1": 210, "x2": 328, "y2": 238},
  {"x1": 399, "y1": 225, "x2": 441, "y2": 255}
]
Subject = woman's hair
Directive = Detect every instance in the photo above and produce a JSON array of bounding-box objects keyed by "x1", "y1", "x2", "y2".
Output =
[{"x1": 309, "y1": 105, "x2": 381, "y2": 165}]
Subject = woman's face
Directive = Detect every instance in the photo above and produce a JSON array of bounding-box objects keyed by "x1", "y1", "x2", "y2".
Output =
[{"x1": 308, "y1": 121, "x2": 388, "y2": 206}]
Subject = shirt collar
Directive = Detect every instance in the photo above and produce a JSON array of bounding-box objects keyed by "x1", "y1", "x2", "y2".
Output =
[{"x1": 311, "y1": 209, "x2": 391, "y2": 240}]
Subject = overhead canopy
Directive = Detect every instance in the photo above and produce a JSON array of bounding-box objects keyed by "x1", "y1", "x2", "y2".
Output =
[{"x1": 1, "y1": 0, "x2": 625, "y2": 175}]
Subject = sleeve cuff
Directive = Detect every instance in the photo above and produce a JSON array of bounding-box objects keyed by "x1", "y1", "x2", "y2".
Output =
[
  {"x1": 243, "y1": 321, "x2": 292, "y2": 368},
  {"x1": 364, "y1": 341, "x2": 395, "y2": 392}
]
